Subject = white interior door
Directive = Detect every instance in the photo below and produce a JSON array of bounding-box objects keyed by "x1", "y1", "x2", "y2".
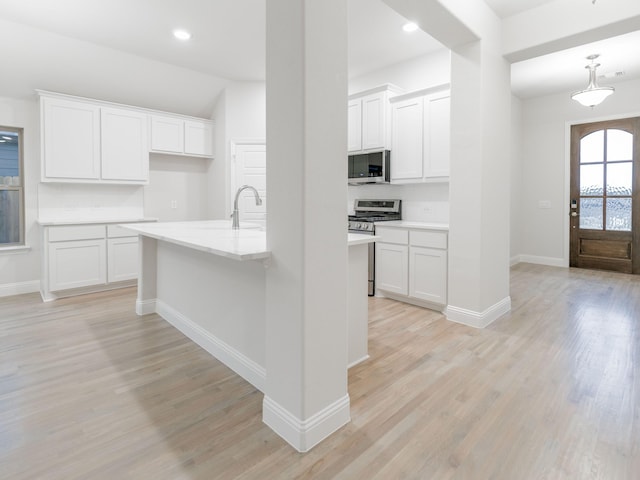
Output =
[{"x1": 232, "y1": 142, "x2": 266, "y2": 228}]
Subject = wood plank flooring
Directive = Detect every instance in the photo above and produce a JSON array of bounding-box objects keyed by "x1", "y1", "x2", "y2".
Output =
[{"x1": 1, "y1": 263, "x2": 639, "y2": 479}]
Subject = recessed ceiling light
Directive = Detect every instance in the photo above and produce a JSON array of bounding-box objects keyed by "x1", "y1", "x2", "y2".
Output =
[
  {"x1": 173, "y1": 29, "x2": 192, "y2": 41},
  {"x1": 402, "y1": 22, "x2": 419, "y2": 33}
]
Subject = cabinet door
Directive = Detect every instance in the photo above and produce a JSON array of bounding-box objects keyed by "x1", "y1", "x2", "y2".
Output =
[
  {"x1": 42, "y1": 97, "x2": 101, "y2": 180},
  {"x1": 375, "y1": 242, "x2": 408, "y2": 295},
  {"x1": 101, "y1": 107, "x2": 149, "y2": 182},
  {"x1": 48, "y1": 240, "x2": 107, "y2": 291},
  {"x1": 391, "y1": 97, "x2": 424, "y2": 181},
  {"x1": 361, "y1": 92, "x2": 386, "y2": 151},
  {"x1": 150, "y1": 115, "x2": 184, "y2": 153},
  {"x1": 347, "y1": 99, "x2": 362, "y2": 152},
  {"x1": 424, "y1": 93, "x2": 450, "y2": 178},
  {"x1": 107, "y1": 237, "x2": 139, "y2": 283},
  {"x1": 184, "y1": 120, "x2": 213, "y2": 156},
  {"x1": 409, "y1": 246, "x2": 447, "y2": 304}
]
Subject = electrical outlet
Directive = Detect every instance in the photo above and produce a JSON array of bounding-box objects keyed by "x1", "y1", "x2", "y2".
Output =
[
  {"x1": 170, "y1": 200, "x2": 177, "y2": 209},
  {"x1": 538, "y1": 200, "x2": 551, "y2": 209}
]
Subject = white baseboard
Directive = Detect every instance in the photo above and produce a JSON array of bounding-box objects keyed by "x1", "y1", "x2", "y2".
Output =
[
  {"x1": 510, "y1": 255, "x2": 521, "y2": 266},
  {"x1": 263, "y1": 394, "x2": 351, "y2": 452},
  {"x1": 0, "y1": 280, "x2": 40, "y2": 298},
  {"x1": 136, "y1": 299, "x2": 157, "y2": 315},
  {"x1": 445, "y1": 296, "x2": 512, "y2": 328},
  {"x1": 515, "y1": 255, "x2": 566, "y2": 268},
  {"x1": 348, "y1": 354, "x2": 370, "y2": 369},
  {"x1": 156, "y1": 300, "x2": 266, "y2": 392}
]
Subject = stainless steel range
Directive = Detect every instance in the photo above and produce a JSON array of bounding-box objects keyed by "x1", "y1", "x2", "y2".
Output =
[{"x1": 348, "y1": 199, "x2": 401, "y2": 296}]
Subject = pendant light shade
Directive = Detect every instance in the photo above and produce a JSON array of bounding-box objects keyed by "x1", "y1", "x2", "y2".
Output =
[{"x1": 571, "y1": 55, "x2": 614, "y2": 107}]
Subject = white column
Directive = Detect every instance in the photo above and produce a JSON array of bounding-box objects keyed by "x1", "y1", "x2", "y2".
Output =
[
  {"x1": 445, "y1": 40, "x2": 512, "y2": 328},
  {"x1": 381, "y1": 0, "x2": 512, "y2": 327},
  {"x1": 263, "y1": 0, "x2": 349, "y2": 452}
]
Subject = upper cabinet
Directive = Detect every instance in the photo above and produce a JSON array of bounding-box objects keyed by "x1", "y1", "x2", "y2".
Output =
[
  {"x1": 150, "y1": 115, "x2": 213, "y2": 157},
  {"x1": 390, "y1": 86, "x2": 450, "y2": 184},
  {"x1": 39, "y1": 90, "x2": 214, "y2": 185},
  {"x1": 101, "y1": 107, "x2": 148, "y2": 182},
  {"x1": 41, "y1": 96, "x2": 101, "y2": 181},
  {"x1": 348, "y1": 85, "x2": 402, "y2": 154}
]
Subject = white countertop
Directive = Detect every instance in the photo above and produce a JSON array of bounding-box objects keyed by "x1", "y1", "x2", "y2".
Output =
[
  {"x1": 121, "y1": 220, "x2": 269, "y2": 261},
  {"x1": 375, "y1": 220, "x2": 449, "y2": 231},
  {"x1": 119, "y1": 221, "x2": 378, "y2": 262},
  {"x1": 38, "y1": 217, "x2": 158, "y2": 226},
  {"x1": 348, "y1": 233, "x2": 380, "y2": 246}
]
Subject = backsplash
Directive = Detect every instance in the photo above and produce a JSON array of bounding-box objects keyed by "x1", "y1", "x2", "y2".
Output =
[
  {"x1": 38, "y1": 183, "x2": 145, "y2": 221},
  {"x1": 347, "y1": 182, "x2": 449, "y2": 223}
]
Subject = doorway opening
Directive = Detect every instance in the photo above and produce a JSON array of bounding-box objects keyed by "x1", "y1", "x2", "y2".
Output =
[{"x1": 570, "y1": 117, "x2": 640, "y2": 273}]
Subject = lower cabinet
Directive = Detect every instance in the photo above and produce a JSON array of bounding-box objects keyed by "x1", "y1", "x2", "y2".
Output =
[
  {"x1": 42, "y1": 223, "x2": 140, "y2": 300},
  {"x1": 376, "y1": 242, "x2": 408, "y2": 295},
  {"x1": 49, "y1": 238, "x2": 107, "y2": 291},
  {"x1": 376, "y1": 225, "x2": 448, "y2": 310},
  {"x1": 106, "y1": 225, "x2": 139, "y2": 283}
]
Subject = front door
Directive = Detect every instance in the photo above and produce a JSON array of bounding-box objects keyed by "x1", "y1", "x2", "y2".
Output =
[{"x1": 570, "y1": 117, "x2": 640, "y2": 273}]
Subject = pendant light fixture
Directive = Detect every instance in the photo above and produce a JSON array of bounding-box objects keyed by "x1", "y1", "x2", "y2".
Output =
[{"x1": 571, "y1": 54, "x2": 614, "y2": 107}]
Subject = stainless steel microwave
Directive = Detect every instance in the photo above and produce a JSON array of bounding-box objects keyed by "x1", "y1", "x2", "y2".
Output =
[{"x1": 348, "y1": 150, "x2": 390, "y2": 184}]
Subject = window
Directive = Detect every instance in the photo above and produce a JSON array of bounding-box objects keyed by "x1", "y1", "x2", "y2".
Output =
[
  {"x1": 578, "y1": 128, "x2": 633, "y2": 231},
  {"x1": 0, "y1": 127, "x2": 24, "y2": 247}
]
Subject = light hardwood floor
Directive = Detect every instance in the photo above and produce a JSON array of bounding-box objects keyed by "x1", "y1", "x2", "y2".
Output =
[{"x1": 1, "y1": 263, "x2": 639, "y2": 479}]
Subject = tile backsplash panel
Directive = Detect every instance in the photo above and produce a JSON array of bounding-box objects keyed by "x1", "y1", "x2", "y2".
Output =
[
  {"x1": 38, "y1": 183, "x2": 145, "y2": 221},
  {"x1": 347, "y1": 182, "x2": 449, "y2": 223}
]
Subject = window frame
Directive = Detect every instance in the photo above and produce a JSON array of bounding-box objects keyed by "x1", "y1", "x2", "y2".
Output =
[{"x1": 0, "y1": 126, "x2": 25, "y2": 248}]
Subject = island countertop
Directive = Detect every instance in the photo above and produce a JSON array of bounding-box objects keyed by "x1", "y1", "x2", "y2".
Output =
[{"x1": 121, "y1": 220, "x2": 378, "y2": 262}]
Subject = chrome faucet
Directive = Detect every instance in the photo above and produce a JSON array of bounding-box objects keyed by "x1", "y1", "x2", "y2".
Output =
[{"x1": 232, "y1": 185, "x2": 262, "y2": 229}]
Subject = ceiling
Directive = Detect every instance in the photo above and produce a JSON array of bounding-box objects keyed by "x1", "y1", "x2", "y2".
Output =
[{"x1": 0, "y1": 0, "x2": 637, "y2": 114}]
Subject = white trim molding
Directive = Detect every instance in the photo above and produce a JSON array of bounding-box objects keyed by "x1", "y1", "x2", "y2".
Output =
[
  {"x1": 135, "y1": 298, "x2": 157, "y2": 315},
  {"x1": 445, "y1": 296, "x2": 512, "y2": 329},
  {"x1": 156, "y1": 300, "x2": 266, "y2": 392},
  {"x1": 518, "y1": 255, "x2": 566, "y2": 268},
  {"x1": 263, "y1": 394, "x2": 351, "y2": 452},
  {"x1": 0, "y1": 280, "x2": 40, "y2": 298}
]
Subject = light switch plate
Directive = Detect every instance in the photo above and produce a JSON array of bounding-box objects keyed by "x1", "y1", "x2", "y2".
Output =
[{"x1": 538, "y1": 200, "x2": 551, "y2": 209}]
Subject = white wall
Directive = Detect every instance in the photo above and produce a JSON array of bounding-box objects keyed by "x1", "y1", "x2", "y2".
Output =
[
  {"x1": 519, "y1": 76, "x2": 640, "y2": 266},
  {"x1": 0, "y1": 97, "x2": 40, "y2": 295},
  {"x1": 510, "y1": 95, "x2": 523, "y2": 264},
  {"x1": 210, "y1": 82, "x2": 266, "y2": 219},
  {"x1": 349, "y1": 49, "x2": 450, "y2": 95},
  {"x1": 145, "y1": 154, "x2": 210, "y2": 221}
]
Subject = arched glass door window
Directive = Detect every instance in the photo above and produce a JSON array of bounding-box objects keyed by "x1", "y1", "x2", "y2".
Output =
[{"x1": 579, "y1": 128, "x2": 633, "y2": 231}]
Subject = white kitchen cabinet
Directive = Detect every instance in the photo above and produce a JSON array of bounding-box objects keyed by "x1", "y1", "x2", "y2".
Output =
[
  {"x1": 106, "y1": 225, "x2": 139, "y2": 283},
  {"x1": 41, "y1": 222, "x2": 146, "y2": 301},
  {"x1": 150, "y1": 115, "x2": 184, "y2": 153},
  {"x1": 348, "y1": 85, "x2": 402, "y2": 153},
  {"x1": 184, "y1": 120, "x2": 214, "y2": 156},
  {"x1": 47, "y1": 225, "x2": 107, "y2": 292},
  {"x1": 101, "y1": 107, "x2": 149, "y2": 181},
  {"x1": 376, "y1": 224, "x2": 448, "y2": 310},
  {"x1": 376, "y1": 242, "x2": 408, "y2": 295},
  {"x1": 423, "y1": 92, "x2": 451, "y2": 178},
  {"x1": 39, "y1": 92, "x2": 149, "y2": 184},
  {"x1": 41, "y1": 96, "x2": 101, "y2": 180},
  {"x1": 347, "y1": 99, "x2": 363, "y2": 152},
  {"x1": 150, "y1": 114, "x2": 213, "y2": 157},
  {"x1": 390, "y1": 96, "x2": 424, "y2": 181},
  {"x1": 389, "y1": 86, "x2": 450, "y2": 183}
]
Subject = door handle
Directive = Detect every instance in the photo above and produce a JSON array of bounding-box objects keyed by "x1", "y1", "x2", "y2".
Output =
[{"x1": 570, "y1": 212, "x2": 579, "y2": 217}]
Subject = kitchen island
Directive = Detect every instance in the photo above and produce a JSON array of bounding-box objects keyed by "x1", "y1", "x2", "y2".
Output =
[{"x1": 121, "y1": 220, "x2": 377, "y2": 392}]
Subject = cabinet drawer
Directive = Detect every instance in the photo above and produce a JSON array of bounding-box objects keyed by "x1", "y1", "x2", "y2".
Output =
[
  {"x1": 107, "y1": 224, "x2": 137, "y2": 238},
  {"x1": 410, "y1": 230, "x2": 447, "y2": 249},
  {"x1": 375, "y1": 227, "x2": 408, "y2": 245},
  {"x1": 48, "y1": 225, "x2": 106, "y2": 242}
]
